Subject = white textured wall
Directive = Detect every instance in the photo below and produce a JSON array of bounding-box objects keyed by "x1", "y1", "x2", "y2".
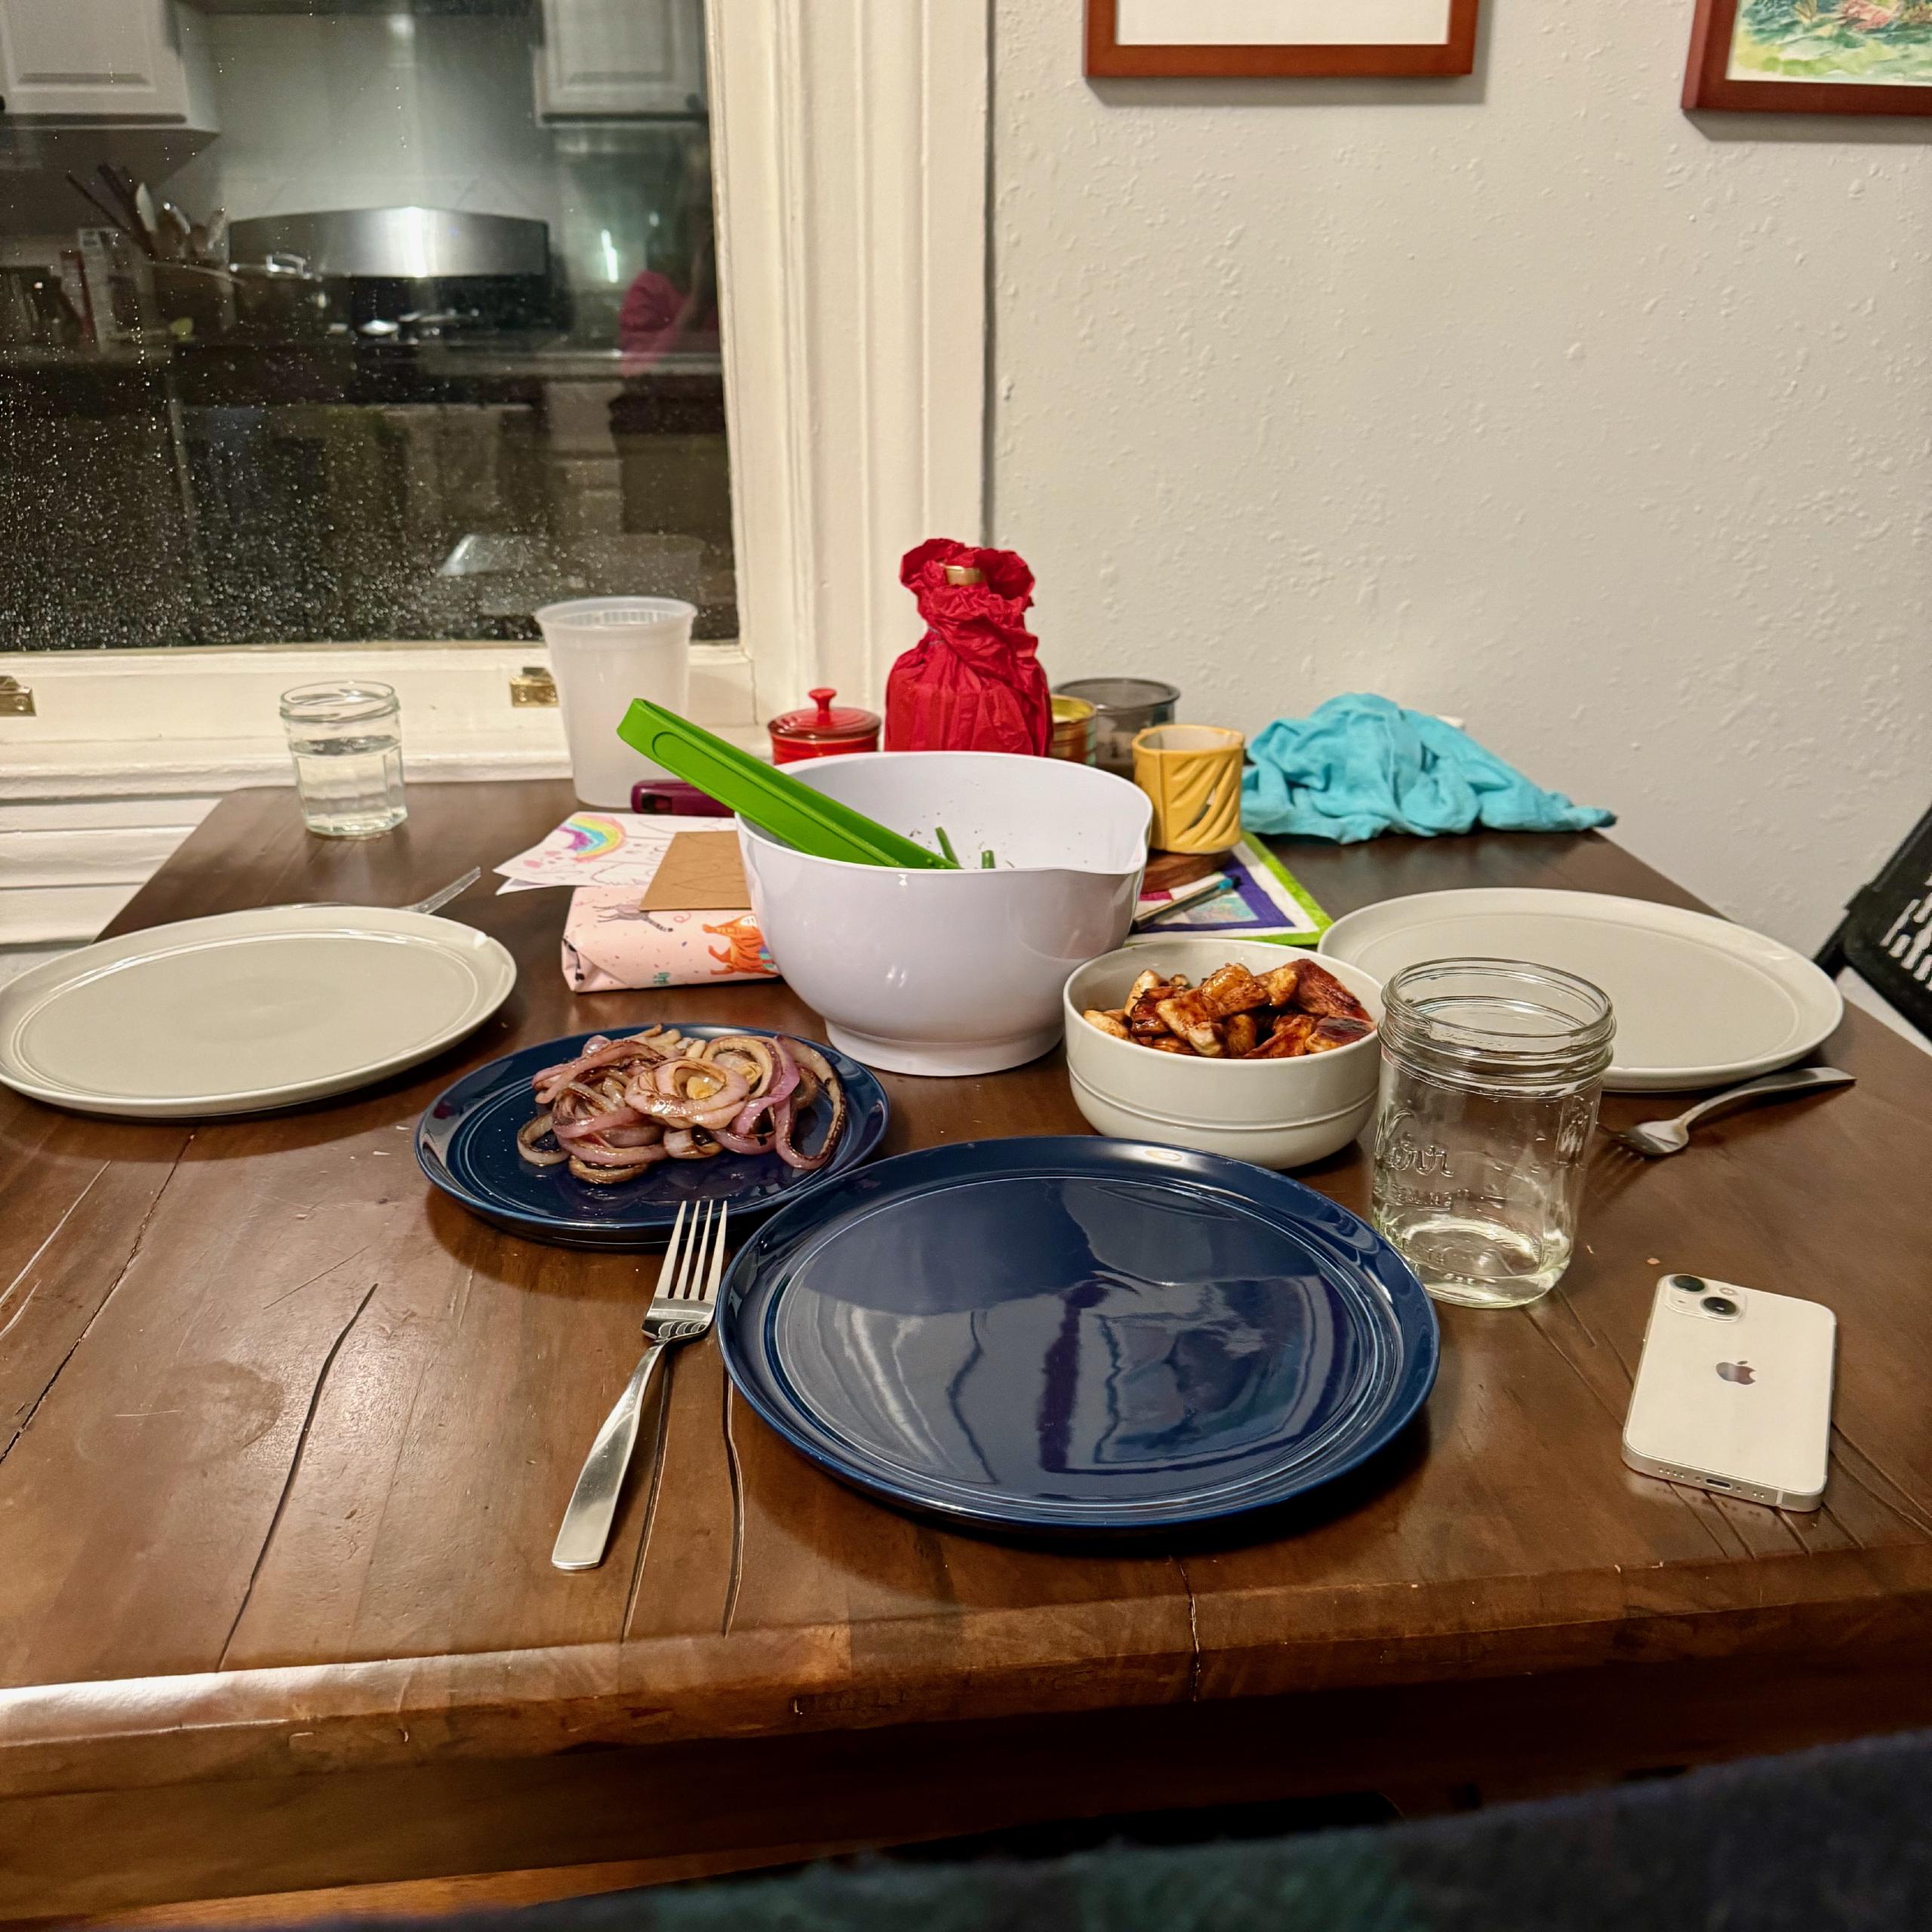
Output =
[{"x1": 989, "y1": 5, "x2": 1932, "y2": 948}]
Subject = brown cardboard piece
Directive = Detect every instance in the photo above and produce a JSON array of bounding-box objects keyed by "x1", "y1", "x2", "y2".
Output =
[{"x1": 638, "y1": 831, "x2": 751, "y2": 912}]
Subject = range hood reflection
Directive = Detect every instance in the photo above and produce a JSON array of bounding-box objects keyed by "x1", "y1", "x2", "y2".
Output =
[
  {"x1": 228, "y1": 208, "x2": 549, "y2": 281},
  {"x1": 197, "y1": 1, "x2": 529, "y2": 15}
]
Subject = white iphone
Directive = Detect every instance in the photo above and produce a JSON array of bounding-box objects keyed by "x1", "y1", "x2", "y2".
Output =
[{"x1": 1622, "y1": 1272, "x2": 1835, "y2": 1511}]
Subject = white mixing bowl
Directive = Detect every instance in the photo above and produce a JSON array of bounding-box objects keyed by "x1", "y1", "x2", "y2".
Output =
[
  {"x1": 1063, "y1": 939, "x2": 1384, "y2": 1169},
  {"x1": 738, "y1": 752, "x2": 1152, "y2": 1075}
]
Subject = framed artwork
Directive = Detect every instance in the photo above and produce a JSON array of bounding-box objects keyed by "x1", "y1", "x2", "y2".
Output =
[
  {"x1": 1686, "y1": 0, "x2": 1932, "y2": 113},
  {"x1": 1085, "y1": 0, "x2": 1481, "y2": 79}
]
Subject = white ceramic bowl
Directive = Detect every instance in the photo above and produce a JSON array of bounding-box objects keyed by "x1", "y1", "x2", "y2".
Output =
[
  {"x1": 1063, "y1": 938, "x2": 1384, "y2": 1169},
  {"x1": 739, "y1": 752, "x2": 1152, "y2": 1075}
]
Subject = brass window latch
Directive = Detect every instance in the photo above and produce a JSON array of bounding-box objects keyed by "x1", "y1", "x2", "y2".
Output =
[
  {"x1": 510, "y1": 666, "x2": 558, "y2": 708},
  {"x1": 0, "y1": 676, "x2": 34, "y2": 718}
]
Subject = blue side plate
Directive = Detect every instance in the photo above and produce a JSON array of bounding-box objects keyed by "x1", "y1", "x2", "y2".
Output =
[
  {"x1": 719, "y1": 1137, "x2": 1438, "y2": 1536},
  {"x1": 417, "y1": 1026, "x2": 890, "y2": 1247}
]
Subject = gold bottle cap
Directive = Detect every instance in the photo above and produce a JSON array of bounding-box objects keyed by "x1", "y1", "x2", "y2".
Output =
[{"x1": 942, "y1": 564, "x2": 985, "y2": 586}]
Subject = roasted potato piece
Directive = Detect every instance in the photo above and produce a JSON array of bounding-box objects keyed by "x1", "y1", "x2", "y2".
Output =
[
  {"x1": 1245, "y1": 1013, "x2": 1317, "y2": 1059},
  {"x1": 1107, "y1": 956, "x2": 1374, "y2": 1056},
  {"x1": 1128, "y1": 968, "x2": 1186, "y2": 1006},
  {"x1": 1291, "y1": 960, "x2": 1371, "y2": 1023},
  {"x1": 1304, "y1": 1016, "x2": 1374, "y2": 1054},
  {"x1": 1195, "y1": 963, "x2": 1269, "y2": 1020},
  {"x1": 1257, "y1": 961, "x2": 1301, "y2": 1008},
  {"x1": 1154, "y1": 991, "x2": 1225, "y2": 1057}
]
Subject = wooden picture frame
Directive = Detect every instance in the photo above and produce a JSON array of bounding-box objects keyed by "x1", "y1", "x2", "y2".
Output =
[
  {"x1": 1685, "y1": 0, "x2": 1932, "y2": 115},
  {"x1": 1085, "y1": 0, "x2": 1480, "y2": 79}
]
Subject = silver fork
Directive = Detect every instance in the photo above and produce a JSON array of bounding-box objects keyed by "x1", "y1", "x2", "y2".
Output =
[
  {"x1": 399, "y1": 866, "x2": 481, "y2": 916},
  {"x1": 552, "y1": 1200, "x2": 729, "y2": 1572},
  {"x1": 284, "y1": 865, "x2": 481, "y2": 918},
  {"x1": 1602, "y1": 1066, "x2": 1854, "y2": 1158}
]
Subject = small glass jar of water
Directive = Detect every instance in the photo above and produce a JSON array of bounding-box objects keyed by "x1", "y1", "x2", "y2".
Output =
[
  {"x1": 280, "y1": 681, "x2": 407, "y2": 838},
  {"x1": 1371, "y1": 959, "x2": 1614, "y2": 1309}
]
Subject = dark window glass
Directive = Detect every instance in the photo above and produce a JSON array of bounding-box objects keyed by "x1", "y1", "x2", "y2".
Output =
[{"x1": 0, "y1": 0, "x2": 731, "y2": 650}]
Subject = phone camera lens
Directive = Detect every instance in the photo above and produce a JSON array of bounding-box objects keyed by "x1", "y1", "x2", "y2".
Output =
[
  {"x1": 1669, "y1": 1273, "x2": 1704, "y2": 1293},
  {"x1": 1701, "y1": 1294, "x2": 1739, "y2": 1318}
]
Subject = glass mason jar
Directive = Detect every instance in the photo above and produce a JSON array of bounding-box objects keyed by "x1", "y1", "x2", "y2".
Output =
[
  {"x1": 279, "y1": 681, "x2": 407, "y2": 838},
  {"x1": 1371, "y1": 958, "x2": 1615, "y2": 1309}
]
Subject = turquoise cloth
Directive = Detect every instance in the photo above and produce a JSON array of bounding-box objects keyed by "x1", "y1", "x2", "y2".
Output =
[{"x1": 1241, "y1": 693, "x2": 1614, "y2": 844}]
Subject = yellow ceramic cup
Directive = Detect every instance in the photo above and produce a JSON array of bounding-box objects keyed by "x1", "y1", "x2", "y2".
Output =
[{"x1": 1133, "y1": 724, "x2": 1245, "y2": 854}]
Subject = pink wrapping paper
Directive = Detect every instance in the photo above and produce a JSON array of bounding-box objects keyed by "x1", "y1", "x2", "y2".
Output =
[{"x1": 561, "y1": 890, "x2": 778, "y2": 992}]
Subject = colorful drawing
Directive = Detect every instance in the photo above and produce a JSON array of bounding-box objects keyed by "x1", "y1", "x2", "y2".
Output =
[
  {"x1": 558, "y1": 814, "x2": 629, "y2": 858},
  {"x1": 495, "y1": 811, "x2": 740, "y2": 894},
  {"x1": 1731, "y1": 0, "x2": 1932, "y2": 82},
  {"x1": 703, "y1": 914, "x2": 776, "y2": 978}
]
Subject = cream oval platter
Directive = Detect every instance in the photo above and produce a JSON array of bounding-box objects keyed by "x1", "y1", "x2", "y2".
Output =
[
  {"x1": 0, "y1": 906, "x2": 516, "y2": 1118},
  {"x1": 1320, "y1": 888, "x2": 1841, "y2": 1093}
]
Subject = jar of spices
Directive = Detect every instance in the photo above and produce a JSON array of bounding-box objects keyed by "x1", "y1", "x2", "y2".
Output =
[
  {"x1": 1371, "y1": 958, "x2": 1614, "y2": 1309},
  {"x1": 1049, "y1": 694, "x2": 1097, "y2": 764},
  {"x1": 1053, "y1": 678, "x2": 1180, "y2": 779},
  {"x1": 767, "y1": 688, "x2": 881, "y2": 764}
]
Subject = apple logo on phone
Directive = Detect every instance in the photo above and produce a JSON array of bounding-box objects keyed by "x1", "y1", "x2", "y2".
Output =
[{"x1": 1716, "y1": 1360, "x2": 1756, "y2": 1386}]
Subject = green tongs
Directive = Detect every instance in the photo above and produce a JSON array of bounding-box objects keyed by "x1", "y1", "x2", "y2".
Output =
[{"x1": 617, "y1": 700, "x2": 955, "y2": 869}]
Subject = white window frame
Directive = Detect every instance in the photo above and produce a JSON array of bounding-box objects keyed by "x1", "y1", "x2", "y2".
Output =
[{"x1": 0, "y1": 0, "x2": 989, "y2": 810}]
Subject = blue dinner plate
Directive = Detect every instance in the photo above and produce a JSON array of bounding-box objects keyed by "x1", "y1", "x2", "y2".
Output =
[
  {"x1": 719, "y1": 1137, "x2": 1438, "y2": 1536},
  {"x1": 416, "y1": 1026, "x2": 890, "y2": 1247}
]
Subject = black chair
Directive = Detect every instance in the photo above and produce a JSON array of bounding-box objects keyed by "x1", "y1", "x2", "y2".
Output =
[
  {"x1": 328, "y1": 1725, "x2": 1932, "y2": 1932},
  {"x1": 1816, "y1": 803, "x2": 1932, "y2": 1040}
]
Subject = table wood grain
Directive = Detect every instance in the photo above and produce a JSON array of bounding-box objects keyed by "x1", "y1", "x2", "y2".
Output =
[{"x1": 4, "y1": 783, "x2": 1929, "y2": 1919}]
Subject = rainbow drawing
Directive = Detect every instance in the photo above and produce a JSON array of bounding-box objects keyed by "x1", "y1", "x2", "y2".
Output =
[{"x1": 559, "y1": 814, "x2": 628, "y2": 858}]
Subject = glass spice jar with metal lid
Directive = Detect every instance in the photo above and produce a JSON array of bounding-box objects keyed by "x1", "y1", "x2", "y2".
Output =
[
  {"x1": 1049, "y1": 694, "x2": 1097, "y2": 764},
  {"x1": 1053, "y1": 677, "x2": 1180, "y2": 778},
  {"x1": 767, "y1": 687, "x2": 881, "y2": 764},
  {"x1": 1371, "y1": 958, "x2": 1615, "y2": 1309}
]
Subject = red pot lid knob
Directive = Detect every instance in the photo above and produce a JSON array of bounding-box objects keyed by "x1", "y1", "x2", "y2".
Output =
[{"x1": 769, "y1": 686, "x2": 881, "y2": 745}]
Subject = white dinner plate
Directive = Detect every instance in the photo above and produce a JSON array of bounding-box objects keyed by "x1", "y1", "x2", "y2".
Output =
[
  {"x1": 1318, "y1": 888, "x2": 1843, "y2": 1093},
  {"x1": 0, "y1": 906, "x2": 517, "y2": 1118}
]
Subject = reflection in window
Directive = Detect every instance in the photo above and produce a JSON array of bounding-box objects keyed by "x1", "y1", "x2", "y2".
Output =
[{"x1": 0, "y1": 1, "x2": 731, "y2": 651}]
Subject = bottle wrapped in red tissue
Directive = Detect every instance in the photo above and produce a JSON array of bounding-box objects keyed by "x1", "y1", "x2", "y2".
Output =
[{"x1": 884, "y1": 538, "x2": 1052, "y2": 755}]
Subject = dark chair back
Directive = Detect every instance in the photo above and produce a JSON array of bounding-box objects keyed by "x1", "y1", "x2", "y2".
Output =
[
  {"x1": 1816, "y1": 803, "x2": 1932, "y2": 1038},
  {"x1": 368, "y1": 1724, "x2": 1932, "y2": 1932}
]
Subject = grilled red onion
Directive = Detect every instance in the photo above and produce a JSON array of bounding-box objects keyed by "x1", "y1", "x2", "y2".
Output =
[
  {"x1": 700, "y1": 1035, "x2": 777, "y2": 1090},
  {"x1": 568, "y1": 1141, "x2": 669, "y2": 1183},
  {"x1": 553, "y1": 1103, "x2": 645, "y2": 1143},
  {"x1": 780, "y1": 1037, "x2": 846, "y2": 1163},
  {"x1": 727, "y1": 1038, "x2": 801, "y2": 1137},
  {"x1": 622, "y1": 1057, "x2": 750, "y2": 1128},
  {"x1": 518, "y1": 1026, "x2": 846, "y2": 1182},
  {"x1": 534, "y1": 1032, "x2": 670, "y2": 1101},
  {"x1": 516, "y1": 1111, "x2": 571, "y2": 1166},
  {"x1": 565, "y1": 1136, "x2": 668, "y2": 1168}
]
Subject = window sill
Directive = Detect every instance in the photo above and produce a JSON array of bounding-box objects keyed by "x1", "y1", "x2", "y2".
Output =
[{"x1": 0, "y1": 641, "x2": 759, "y2": 801}]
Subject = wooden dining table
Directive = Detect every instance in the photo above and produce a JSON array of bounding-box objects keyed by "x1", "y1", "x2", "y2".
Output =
[{"x1": 4, "y1": 780, "x2": 1930, "y2": 1925}]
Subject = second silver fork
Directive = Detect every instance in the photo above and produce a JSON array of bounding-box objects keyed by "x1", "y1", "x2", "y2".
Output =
[
  {"x1": 1602, "y1": 1066, "x2": 1854, "y2": 1158},
  {"x1": 552, "y1": 1199, "x2": 728, "y2": 1573}
]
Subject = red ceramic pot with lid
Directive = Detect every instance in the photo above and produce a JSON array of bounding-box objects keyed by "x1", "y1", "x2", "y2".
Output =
[{"x1": 768, "y1": 687, "x2": 881, "y2": 764}]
